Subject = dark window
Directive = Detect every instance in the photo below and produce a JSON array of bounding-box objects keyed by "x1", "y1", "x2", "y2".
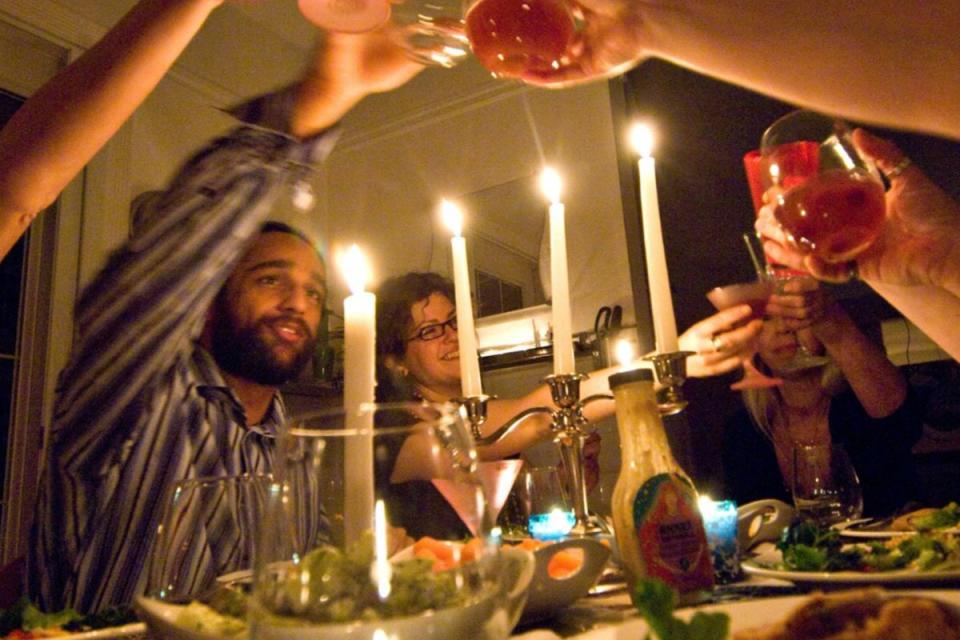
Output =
[
  {"x1": 475, "y1": 270, "x2": 524, "y2": 317},
  {"x1": 0, "y1": 89, "x2": 26, "y2": 523}
]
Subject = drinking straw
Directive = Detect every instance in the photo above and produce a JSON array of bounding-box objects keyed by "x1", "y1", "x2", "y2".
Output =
[{"x1": 742, "y1": 232, "x2": 766, "y2": 279}]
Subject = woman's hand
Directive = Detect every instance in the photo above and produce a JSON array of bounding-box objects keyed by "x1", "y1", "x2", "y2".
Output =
[
  {"x1": 292, "y1": 24, "x2": 425, "y2": 135},
  {"x1": 680, "y1": 305, "x2": 763, "y2": 379},
  {"x1": 757, "y1": 130, "x2": 960, "y2": 292}
]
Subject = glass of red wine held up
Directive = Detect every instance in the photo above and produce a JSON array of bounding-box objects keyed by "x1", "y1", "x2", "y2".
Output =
[{"x1": 759, "y1": 110, "x2": 886, "y2": 265}]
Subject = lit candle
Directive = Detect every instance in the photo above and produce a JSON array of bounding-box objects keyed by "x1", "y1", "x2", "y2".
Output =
[
  {"x1": 340, "y1": 244, "x2": 375, "y2": 542},
  {"x1": 630, "y1": 124, "x2": 679, "y2": 353},
  {"x1": 614, "y1": 338, "x2": 636, "y2": 369},
  {"x1": 441, "y1": 200, "x2": 483, "y2": 397},
  {"x1": 371, "y1": 499, "x2": 392, "y2": 599},
  {"x1": 698, "y1": 496, "x2": 740, "y2": 584},
  {"x1": 541, "y1": 168, "x2": 575, "y2": 375}
]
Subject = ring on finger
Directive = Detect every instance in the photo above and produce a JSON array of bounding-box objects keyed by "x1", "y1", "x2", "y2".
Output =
[
  {"x1": 882, "y1": 156, "x2": 913, "y2": 180},
  {"x1": 711, "y1": 334, "x2": 727, "y2": 353}
]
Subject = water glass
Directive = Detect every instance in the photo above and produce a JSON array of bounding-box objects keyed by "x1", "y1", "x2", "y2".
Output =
[
  {"x1": 792, "y1": 443, "x2": 863, "y2": 525},
  {"x1": 509, "y1": 466, "x2": 574, "y2": 541},
  {"x1": 148, "y1": 474, "x2": 270, "y2": 602}
]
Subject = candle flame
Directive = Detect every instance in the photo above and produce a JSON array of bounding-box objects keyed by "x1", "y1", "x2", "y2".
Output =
[
  {"x1": 630, "y1": 124, "x2": 655, "y2": 158},
  {"x1": 614, "y1": 339, "x2": 635, "y2": 367},
  {"x1": 338, "y1": 244, "x2": 370, "y2": 295},
  {"x1": 540, "y1": 167, "x2": 563, "y2": 204},
  {"x1": 371, "y1": 499, "x2": 392, "y2": 599},
  {"x1": 441, "y1": 199, "x2": 463, "y2": 237}
]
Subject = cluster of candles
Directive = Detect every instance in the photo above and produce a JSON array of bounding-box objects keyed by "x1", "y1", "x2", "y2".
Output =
[{"x1": 339, "y1": 123, "x2": 679, "y2": 536}]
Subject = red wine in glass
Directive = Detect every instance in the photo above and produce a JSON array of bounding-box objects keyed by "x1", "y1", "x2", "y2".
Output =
[
  {"x1": 465, "y1": 0, "x2": 575, "y2": 78},
  {"x1": 760, "y1": 111, "x2": 886, "y2": 265},
  {"x1": 776, "y1": 170, "x2": 885, "y2": 264}
]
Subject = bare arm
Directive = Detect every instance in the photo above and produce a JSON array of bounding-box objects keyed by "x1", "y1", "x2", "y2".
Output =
[
  {"x1": 475, "y1": 304, "x2": 762, "y2": 459},
  {"x1": 768, "y1": 280, "x2": 907, "y2": 417},
  {"x1": 523, "y1": 0, "x2": 960, "y2": 141},
  {"x1": 0, "y1": 0, "x2": 226, "y2": 260}
]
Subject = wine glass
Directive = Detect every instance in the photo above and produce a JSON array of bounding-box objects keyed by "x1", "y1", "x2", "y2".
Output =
[
  {"x1": 147, "y1": 474, "x2": 270, "y2": 603},
  {"x1": 743, "y1": 152, "x2": 832, "y2": 372},
  {"x1": 706, "y1": 279, "x2": 778, "y2": 389},
  {"x1": 759, "y1": 110, "x2": 886, "y2": 264},
  {"x1": 765, "y1": 267, "x2": 832, "y2": 372},
  {"x1": 298, "y1": 0, "x2": 470, "y2": 68},
  {"x1": 250, "y1": 402, "x2": 514, "y2": 640},
  {"x1": 792, "y1": 443, "x2": 864, "y2": 526},
  {"x1": 463, "y1": 0, "x2": 578, "y2": 79}
]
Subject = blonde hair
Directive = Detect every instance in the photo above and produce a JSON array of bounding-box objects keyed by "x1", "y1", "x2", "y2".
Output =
[{"x1": 742, "y1": 356, "x2": 847, "y2": 442}]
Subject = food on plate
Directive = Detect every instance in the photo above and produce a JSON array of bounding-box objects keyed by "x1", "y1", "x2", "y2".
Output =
[
  {"x1": 733, "y1": 588, "x2": 960, "y2": 640},
  {"x1": 175, "y1": 602, "x2": 245, "y2": 637},
  {"x1": 509, "y1": 538, "x2": 585, "y2": 579},
  {"x1": 773, "y1": 520, "x2": 960, "y2": 572},
  {"x1": 261, "y1": 532, "x2": 468, "y2": 624},
  {"x1": 630, "y1": 577, "x2": 729, "y2": 640},
  {"x1": 0, "y1": 599, "x2": 137, "y2": 639},
  {"x1": 891, "y1": 502, "x2": 960, "y2": 532}
]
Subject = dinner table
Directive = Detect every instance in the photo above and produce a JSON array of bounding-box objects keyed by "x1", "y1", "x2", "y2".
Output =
[{"x1": 509, "y1": 552, "x2": 960, "y2": 639}]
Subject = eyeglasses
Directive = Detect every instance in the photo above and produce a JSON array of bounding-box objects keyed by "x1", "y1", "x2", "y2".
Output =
[{"x1": 406, "y1": 316, "x2": 458, "y2": 342}]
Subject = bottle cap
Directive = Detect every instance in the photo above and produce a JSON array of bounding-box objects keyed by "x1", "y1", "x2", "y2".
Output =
[{"x1": 608, "y1": 367, "x2": 653, "y2": 390}]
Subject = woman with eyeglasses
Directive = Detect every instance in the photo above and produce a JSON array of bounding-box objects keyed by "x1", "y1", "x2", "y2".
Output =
[
  {"x1": 373, "y1": 271, "x2": 766, "y2": 538},
  {"x1": 375, "y1": 271, "x2": 771, "y2": 454}
]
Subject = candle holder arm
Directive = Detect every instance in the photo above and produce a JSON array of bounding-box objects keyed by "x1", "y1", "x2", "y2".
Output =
[{"x1": 473, "y1": 406, "x2": 554, "y2": 447}]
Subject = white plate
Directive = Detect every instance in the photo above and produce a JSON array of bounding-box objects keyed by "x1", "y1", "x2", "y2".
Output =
[
  {"x1": 834, "y1": 518, "x2": 960, "y2": 539},
  {"x1": 62, "y1": 623, "x2": 147, "y2": 640},
  {"x1": 562, "y1": 590, "x2": 960, "y2": 639},
  {"x1": 742, "y1": 545, "x2": 960, "y2": 585},
  {"x1": 136, "y1": 547, "x2": 534, "y2": 640}
]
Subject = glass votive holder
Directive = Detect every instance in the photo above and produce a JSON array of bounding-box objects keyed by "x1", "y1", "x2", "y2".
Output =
[
  {"x1": 698, "y1": 497, "x2": 741, "y2": 584},
  {"x1": 529, "y1": 508, "x2": 576, "y2": 541}
]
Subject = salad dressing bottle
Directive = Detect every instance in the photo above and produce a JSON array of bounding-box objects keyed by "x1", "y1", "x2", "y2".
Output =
[{"x1": 609, "y1": 368, "x2": 713, "y2": 603}]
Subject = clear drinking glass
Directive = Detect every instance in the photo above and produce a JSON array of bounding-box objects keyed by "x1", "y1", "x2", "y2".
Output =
[
  {"x1": 792, "y1": 442, "x2": 863, "y2": 525},
  {"x1": 250, "y1": 402, "x2": 512, "y2": 640},
  {"x1": 766, "y1": 268, "x2": 831, "y2": 372},
  {"x1": 148, "y1": 474, "x2": 270, "y2": 603}
]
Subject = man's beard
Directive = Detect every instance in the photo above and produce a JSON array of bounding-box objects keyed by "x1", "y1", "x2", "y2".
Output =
[{"x1": 209, "y1": 303, "x2": 316, "y2": 386}]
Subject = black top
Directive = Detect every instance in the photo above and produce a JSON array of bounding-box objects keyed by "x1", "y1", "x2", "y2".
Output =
[
  {"x1": 722, "y1": 388, "x2": 923, "y2": 517},
  {"x1": 375, "y1": 374, "x2": 471, "y2": 540}
]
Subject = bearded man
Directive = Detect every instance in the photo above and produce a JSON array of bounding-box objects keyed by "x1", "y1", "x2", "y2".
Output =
[{"x1": 29, "y1": 17, "x2": 422, "y2": 612}]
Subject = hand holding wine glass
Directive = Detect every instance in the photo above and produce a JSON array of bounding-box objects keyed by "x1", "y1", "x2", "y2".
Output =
[{"x1": 758, "y1": 126, "x2": 960, "y2": 291}]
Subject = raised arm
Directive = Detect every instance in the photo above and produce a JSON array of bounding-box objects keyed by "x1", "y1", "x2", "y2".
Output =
[
  {"x1": 758, "y1": 130, "x2": 960, "y2": 361},
  {"x1": 768, "y1": 279, "x2": 907, "y2": 418},
  {"x1": 476, "y1": 303, "x2": 762, "y2": 459},
  {"x1": 0, "y1": 0, "x2": 229, "y2": 260},
  {"x1": 521, "y1": 0, "x2": 960, "y2": 141}
]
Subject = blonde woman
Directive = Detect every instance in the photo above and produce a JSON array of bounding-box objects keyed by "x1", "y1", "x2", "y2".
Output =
[{"x1": 722, "y1": 278, "x2": 922, "y2": 517}]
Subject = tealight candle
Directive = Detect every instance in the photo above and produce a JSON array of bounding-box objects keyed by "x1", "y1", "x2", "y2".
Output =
[
  {"x1": 529, "y1": 507, "x2": 576, "y2": 541},
  {"x1": 698, "y1": 496, "x2": 740, "y2": 583},
  {"x1": 630, "y1": 124, "x2": 679, "y2": 354}
]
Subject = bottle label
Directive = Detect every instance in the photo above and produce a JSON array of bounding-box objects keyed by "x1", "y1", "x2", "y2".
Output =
[{"x1": 632, "y1": 473, "x2": 713, "y2": 592}]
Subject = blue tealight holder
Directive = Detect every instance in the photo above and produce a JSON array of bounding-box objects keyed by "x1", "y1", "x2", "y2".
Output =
[
  {"x1": 698, "y1": 497, "x2": 740, "y2": 583},
  {"x1": 528, "y1": 508, "x2": 576, "y2": 541}
]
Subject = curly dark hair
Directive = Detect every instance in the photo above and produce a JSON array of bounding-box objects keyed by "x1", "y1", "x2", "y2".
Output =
[{"x1": 375, "y1": 271, "x2": 455, "y2": 361}]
